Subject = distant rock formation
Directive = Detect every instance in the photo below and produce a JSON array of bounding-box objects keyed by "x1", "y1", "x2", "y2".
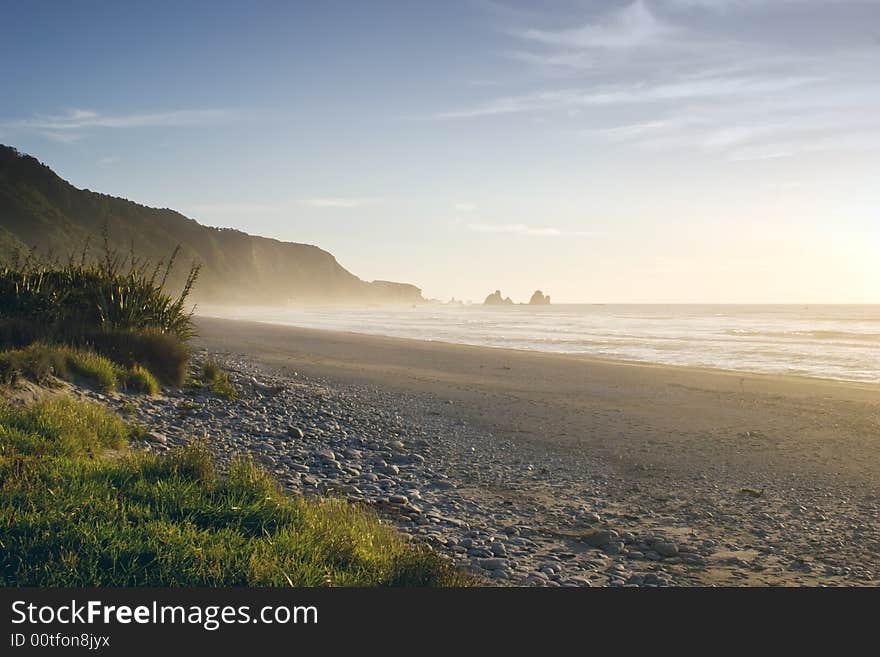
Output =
[
  {"x1": 484, "y1": 290, "x2": 514, "y2": 305},
  {"x1": 528, "y1": 290, "x2": 551, "y2": 305}
]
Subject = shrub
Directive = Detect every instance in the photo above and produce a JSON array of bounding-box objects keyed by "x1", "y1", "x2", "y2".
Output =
[
  {"x1": 202, "y1": 360, "x2": 221, "y2": 381},
  {"x1": 0, "y1": 241, "x2": 198, "y2": 383},
  {"x1": 0, "y1": 243, "x2": 199, "y2": 342},
  {"x1": 0, "y1": 317, "x2": 45, "y2": 348}
]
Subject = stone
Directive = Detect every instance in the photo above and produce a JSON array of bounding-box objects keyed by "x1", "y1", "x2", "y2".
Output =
[
  {"x1": 582, "y1": 529, "x2": 620, "y2": 548},
  {"x1": 146, "y1": 431, "x2": 167, "y2": 445},
  {"x1": 654, "y1": 541, "x2": 679, "y2": 558},
  {"x1": 468, "y1": 548, "x2": 493, "y2": 558}
]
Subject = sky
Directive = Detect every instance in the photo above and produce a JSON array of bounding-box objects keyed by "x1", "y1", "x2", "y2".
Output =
[{"x1": 1, "y1": 0, "x2": 878, "y2": 303}]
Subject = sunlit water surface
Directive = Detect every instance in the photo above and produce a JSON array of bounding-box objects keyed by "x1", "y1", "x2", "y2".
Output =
[{"x1": 200, "y1": 304, "x2": 880, "y2": 384}]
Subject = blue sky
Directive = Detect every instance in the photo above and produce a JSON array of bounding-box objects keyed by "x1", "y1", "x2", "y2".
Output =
[{"x1": 2, "y1": 0, "x2": 879, "y2": 302}]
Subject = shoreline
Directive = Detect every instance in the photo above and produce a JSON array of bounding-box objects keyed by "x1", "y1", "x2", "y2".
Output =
[
  {"x1": 195, "y1": 313, "x2": 880, "y2": 390},
  {"x1": 186, "y1": 316, "x2": 879, "y2": 585}
]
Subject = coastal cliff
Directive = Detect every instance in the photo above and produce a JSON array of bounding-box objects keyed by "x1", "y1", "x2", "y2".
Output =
[{"x1": 0, "y1": 145, "x2": 423, "y2": 305}]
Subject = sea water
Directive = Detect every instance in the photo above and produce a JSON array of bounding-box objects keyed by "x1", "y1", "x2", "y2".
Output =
[{"x1": 201, "y1": 304, "x2": 880, "y2": 384}]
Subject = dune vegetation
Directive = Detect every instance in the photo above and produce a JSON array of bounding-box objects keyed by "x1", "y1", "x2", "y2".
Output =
[
  {"x1": 0, "y1": 237, "x2": 197, "y2": 385},
  {"x1": 0, "y1": 241, "x2": 465, "y2": 587},
  {"x1": 0, "y1": 397, "x2": 465, "y2": 586}
]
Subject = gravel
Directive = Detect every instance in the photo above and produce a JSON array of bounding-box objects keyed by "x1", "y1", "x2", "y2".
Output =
[{"x1": 74, "y1": 350, "x2": 880, "y2": 587}]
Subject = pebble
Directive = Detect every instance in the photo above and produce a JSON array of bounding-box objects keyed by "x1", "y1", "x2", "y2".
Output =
[{"x1": 85, "y1": 351, "x2": 878, "y2": 589}]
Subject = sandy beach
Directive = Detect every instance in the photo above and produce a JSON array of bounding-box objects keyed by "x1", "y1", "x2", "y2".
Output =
[{"x1": 193, "y1": 316, "x2": 880, "y2": 586}]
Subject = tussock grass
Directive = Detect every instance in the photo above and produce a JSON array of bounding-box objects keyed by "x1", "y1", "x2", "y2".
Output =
[
  {"x1": 201, "y1": 360, "x2": 237, "y2": 400},
  {"x1": 0, "y1": 343, "x2": 160, "y2": 395},
  {"x1": 65, "y1": 349, "x2": 118, "y2": 392},
  {"x1": 91, "y1": 329, "x2": 189, "y2": 386},
  {"x1": 121, "y1": 364, "x2": 160, "y2": 396},
  {"x1": 0, "y1": 239, "x2": 199, "y2": 342},
  {"x1": 0, "y1": 398, "x2": 468, "y2": 587},
  {"x1": 0, "y1": 240, "x2": 197, "y2": 384}
]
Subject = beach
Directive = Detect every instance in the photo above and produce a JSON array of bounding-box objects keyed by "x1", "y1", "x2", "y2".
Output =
[{"x1": 184, "y1": 316, "x2": 880, "y2": 585}]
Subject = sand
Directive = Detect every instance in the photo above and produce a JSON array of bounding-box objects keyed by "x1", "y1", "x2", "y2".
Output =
[
  {"x1": 194, "y1": 316, "x2": 880, "y2": 585},
  {"x1": 195, "y1": 316, "x2": 879, "y2": 486}
]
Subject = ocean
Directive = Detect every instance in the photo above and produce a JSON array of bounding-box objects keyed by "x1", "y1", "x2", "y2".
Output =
[{"x1": 201, "y1": 304, "x2": 880, "y2": 384}]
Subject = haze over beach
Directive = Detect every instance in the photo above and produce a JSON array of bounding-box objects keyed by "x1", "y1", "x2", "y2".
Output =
[
  {"x1": 201, "y1": 304, "x2": 880, "y2": 383},
  {"x1": 2, "y1": 0, "x2": 878, "y2": 305},
  {"x1": 1, "y1": 0, "x2": 879, "y2": 598}
]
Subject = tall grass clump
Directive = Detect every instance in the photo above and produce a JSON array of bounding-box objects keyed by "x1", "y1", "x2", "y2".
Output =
[
  {"x1": 0, "y1": 343, "x2": 159, "y2": 395},
  {"x1": 0, "y1": 398, "x2": 469, "y2": 587},
  {"x1": 201, "y1": 360, "x2": 237, "y2": 400},
  {"x1": 0, "y1": 236, "x2": 199, "y2": 385},
  {"x1": 120, "y1": 364, "x2": 160, "y2": 396}
]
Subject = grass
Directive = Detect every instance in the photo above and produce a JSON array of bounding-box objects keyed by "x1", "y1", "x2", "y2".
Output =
[
  {"x1": 201, "y1": 360, "x2": 237, "y2": 401},
  {"x1": 0, "y1": 241, "x2": 197, "y2": 385},
  {"x1": 89, "y1": 329, "x2": 189, "y2": 386},
  {"x1": 0, "y1": 397, "x2": 468, "y2": 587},
  {"x1": 0, "y1": 240, "x2": 199, "y2": 342},
  {"x1": 121, "y1": 364, "x2": 161, "y2": 396},
  {"x1": 0, "y1": 343, "x2": 160, "y2": 395}
]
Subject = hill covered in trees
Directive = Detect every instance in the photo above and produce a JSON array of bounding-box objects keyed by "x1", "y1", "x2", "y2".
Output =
[{"x1": 0, "y1": 145, "x2": 422, "y2": 304}]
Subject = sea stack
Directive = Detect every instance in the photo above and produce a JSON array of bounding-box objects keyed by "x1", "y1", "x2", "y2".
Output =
[
  {"x1": 484, "y1": 290, "x2": 514, "y2": 305},
  {"x1": 528, "y1": 290, "x2": 551, "y2": 305}
]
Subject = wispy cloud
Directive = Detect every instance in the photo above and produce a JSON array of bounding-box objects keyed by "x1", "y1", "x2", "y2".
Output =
[
  {"x1": 512, "y1": 1, "x2": 674, "y2": 50},
  {"x1": 429, "y1": 75, "x2": 821, "y2": 119},
  {"x1": 466, "y1": 222, "x2": 592, "y2": 237},
  {"x1": 439, "y1": 0, "x2": 880, "y2": 163},
  {"x1": 0, "y1": 108, "x2": 233, "y2": 141},
  {"x1": 584, "y1": 98, "x2": 880, "y2": 160}
]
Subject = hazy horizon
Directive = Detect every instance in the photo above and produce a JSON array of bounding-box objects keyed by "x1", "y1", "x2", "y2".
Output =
[
  {"x1": 198, "y1": 302, "x2": 880, "y2": 383},
  {"x1": 2, "y1": 0, "x2": 878, "y2": 304}
]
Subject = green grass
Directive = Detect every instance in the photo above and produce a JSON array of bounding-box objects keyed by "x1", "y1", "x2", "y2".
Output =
[
  {"x1": 201, "y1": 360, "x2": 237, "y2": 401},
  {"x1": 0, "y1": 242, "x2": 197, "y2": 385},
  {"x1": 121, "y1": 364, "x2": 160, "y2": 396},
  {"x1": 0, "y1": 397, "x2": 468, "y2": 587},
  {"x1": 65, "y1": 349, "x2": 118, "y2": 392},
  {"x1": 89, "y1": 329, "x2": 190, "y2": 386},
  {"x1": 0, "y1": 242, "x2": 199, "y2": 343},
  {"x1": 0, "y1": 396, "x2": 128, "y2": 458},
  {"x1": 0, "y1": 344, "x2": 160, "y2": 395}
]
